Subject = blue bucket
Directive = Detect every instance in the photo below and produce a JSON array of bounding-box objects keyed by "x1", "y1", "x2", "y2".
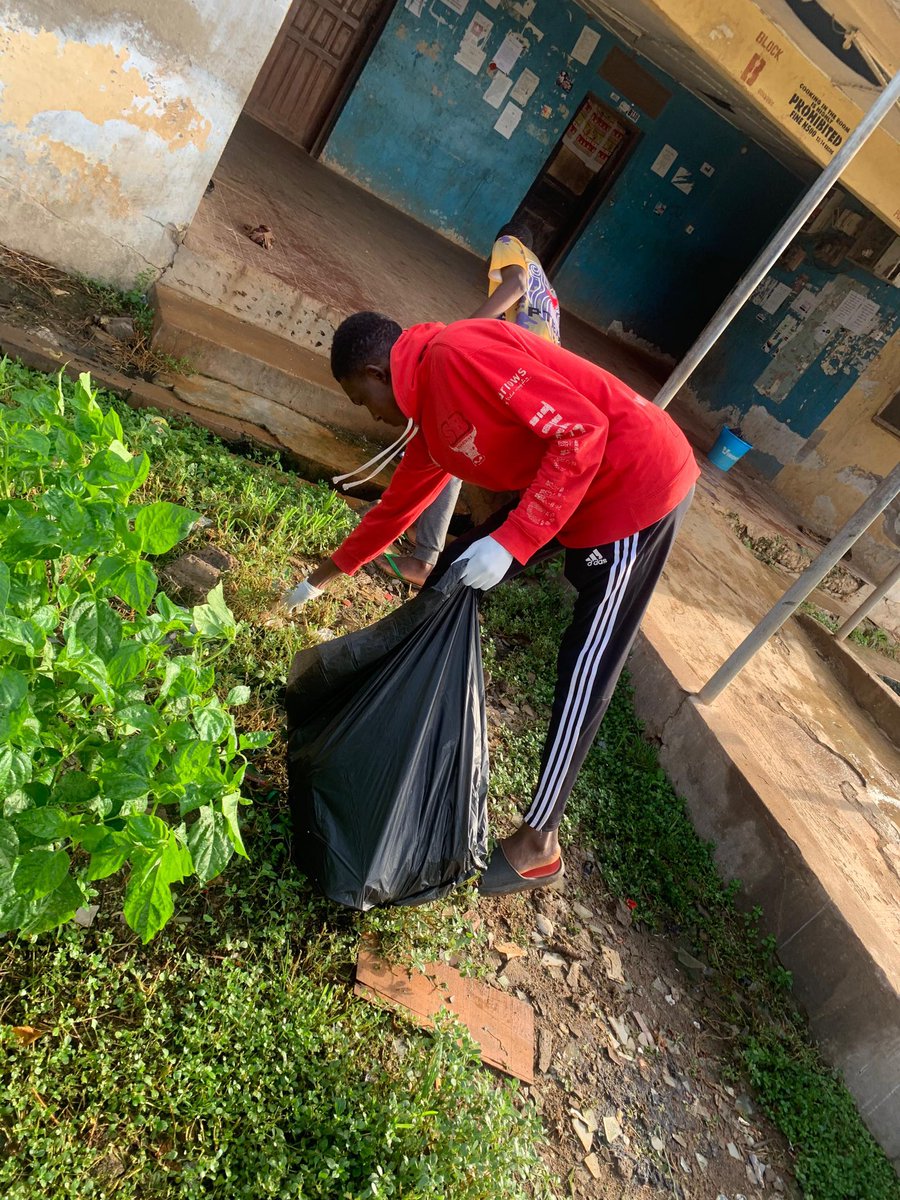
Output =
[{"x1": 708, "y1": 427, "x2": 751, "y2": 471}]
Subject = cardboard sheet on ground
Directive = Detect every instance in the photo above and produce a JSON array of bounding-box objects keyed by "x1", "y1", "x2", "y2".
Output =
[{"x1": 355, "y1": 947, "x2": 535, "y2": 1082}]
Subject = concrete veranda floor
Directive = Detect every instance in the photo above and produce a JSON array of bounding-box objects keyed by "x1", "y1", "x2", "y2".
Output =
[
  {"x1": 181, "y1": 116, "x2": 669, "y2": 394},
  {"x1": 163, "y1": 113, "x2": 900, "y2": 1155}
]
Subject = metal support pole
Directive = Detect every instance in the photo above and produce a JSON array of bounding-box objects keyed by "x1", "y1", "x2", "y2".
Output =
[
  {"x1": 696, "y1": 463, "x2": 900, "y2": 704},
  {"x1": 654, "y1": 72, "x2": 900, "y2": 410},
  {"x1": 835, "y1": 557, "x2": 900, "y2": 641}
]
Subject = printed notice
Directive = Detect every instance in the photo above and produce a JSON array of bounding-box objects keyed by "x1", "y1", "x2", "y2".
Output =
[
  {"x1": 404, "y1": 0, "x2": 425, "y2": 13},
  {"x1": 456, "y1": 42, "x2": 486, "y2": 73},
  {"x1": 752, "y1": 277, "x2": 792, "y2": 315},
  {"x1": 440, "y1": 0, "x2": 468, "y2": 12},
  {"x1": 790, "y1": 287, "x2": 820, "y2": 318},
  {"x1": 484, "y1": 70, "x2": 512, "y2": 108},
  {"x1": 510, "y1": 68, "x2": 539, "y2": 105},
  {"x1": 571, "y1": 26, "x2": 600, "y2": 64},
  {"x1": 833, "y1": 289, "x2": 880, "y2": 334},
  {"x1": 455, "y1": 11, "x2": 492, "y2": 73},
  {"x1": 494, "y1": 31, "x2": 526, "y2": 74},
  {"x1": 787, "y1": 82, "x2": 850, "y2": 154},
  {"x1": 494, "y1": 101, "x2": 523, "y2": 139},
  {"x1": 650, "y1": 144, "x2": 677, "y2": 177}
]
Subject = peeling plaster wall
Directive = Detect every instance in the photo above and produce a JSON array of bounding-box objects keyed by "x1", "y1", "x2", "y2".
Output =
[
  {"x1": 321, "y1": 0, "x2": 802, "y2": 356},
  {"x1": 691, "y1": 195, "x2": 900, "y2": 476},
  {"x1": 0, "y1": 2, "x2": 292, "y2": 285},
  {"x1": 773, "y1": 331, "x2": 900, "y2": 580}
]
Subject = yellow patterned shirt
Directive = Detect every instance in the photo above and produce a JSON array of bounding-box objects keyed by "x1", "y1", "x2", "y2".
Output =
[{"x1": 488, "y1": 236, "x2": 561, "y2": 344}]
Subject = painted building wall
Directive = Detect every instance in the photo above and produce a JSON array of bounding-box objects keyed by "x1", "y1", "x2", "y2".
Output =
[
  {"x1": 322, "y1": 0, "x2": 803, "y2": 356},
  {"x1": 773, "y1": 330, "x2": 900, "y2": 581},
  {"x1": 640, "y1": 0, "x2": 900, "y2": 235},
  {"x1": 0, "y1": 1, "x2": 292, "y2": 286},
  {"x1": 691, "y1": 194, "x2": 900, "y2": 482}
]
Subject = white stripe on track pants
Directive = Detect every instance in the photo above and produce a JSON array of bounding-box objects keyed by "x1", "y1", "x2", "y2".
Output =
[{"x1": 428, "y1": 487, "x2": 694, "y2": 832}]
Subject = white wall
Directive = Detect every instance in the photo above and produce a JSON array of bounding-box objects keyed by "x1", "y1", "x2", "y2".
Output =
[{"x1": 0, "y1": 1, "x2": 292, "y2": 285}]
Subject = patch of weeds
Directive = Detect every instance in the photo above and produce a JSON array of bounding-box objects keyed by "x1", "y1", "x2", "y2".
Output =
[
  {"x1": 361, "y1": 881, "x2": 485, "y2": 974},
  {"x1": 800, "y1": 601, "x2": 900, "y2": 663},
  {"x1": 76, "y1": 268, "x2": 156, "y2": 340},
  {"x1": 0, "y1": 905, "x2": 551, "y2": 1199},
  {"x1": 482, "y1": 571, "x2": 900, "y2": 1200},
  {"x1": 76, "y1": 270, "x2": 193, "y2": 378},
  {"x1": 724, "y1": 514, "x2": 862, "y2": 599}
]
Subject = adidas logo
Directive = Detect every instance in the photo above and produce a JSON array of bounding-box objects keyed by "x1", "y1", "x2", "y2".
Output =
[{"x1": 585, "y1": 549, "x2": 608, "y2": 567}]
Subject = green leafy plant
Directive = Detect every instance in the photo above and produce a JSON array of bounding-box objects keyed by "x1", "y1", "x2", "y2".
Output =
[{"x1": 0, "y1": 363, "x2": 267, "y2": 942}]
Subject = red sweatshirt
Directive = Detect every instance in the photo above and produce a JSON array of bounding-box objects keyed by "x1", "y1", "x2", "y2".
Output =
[{"x1": 331, "y1": 321, "x2": 698, "y2": 575}]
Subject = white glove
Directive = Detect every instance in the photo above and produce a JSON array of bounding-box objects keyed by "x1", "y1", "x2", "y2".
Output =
[
  {"x1": 457, "y1": 536, "x2": 513, "y2": 591},
  {"x1": 281, "y1": 579, "x2": 323, "y2": 613}
]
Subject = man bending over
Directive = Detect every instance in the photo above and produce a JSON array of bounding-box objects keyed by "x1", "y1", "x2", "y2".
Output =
[{"x1": 284, "y1": 312, "x2": 698, "y2": 896}]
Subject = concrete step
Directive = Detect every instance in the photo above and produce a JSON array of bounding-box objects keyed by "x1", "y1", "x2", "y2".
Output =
[
  {"x1": 159, "y1": 238, "x2": 344, "y2": 358},
  {"x1": 154, "y1": 370, "x2": 395, "y2": 499},
  {"x1": 151, "y1": 284, "x2": 386, "y2": 442}
]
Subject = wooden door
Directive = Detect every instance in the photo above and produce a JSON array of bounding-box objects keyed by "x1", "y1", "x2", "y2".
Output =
[
  {"x1": 513, "y1": 95, "x2": 637, "y2": 272},
  {"x1": 246, "y1": 0, "x2": 390, "y2": 153}
]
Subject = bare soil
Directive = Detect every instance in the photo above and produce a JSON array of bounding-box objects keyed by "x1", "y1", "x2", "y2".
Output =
[{"x1": 0, "y1": 244, "x2": 168, "y2": 380}]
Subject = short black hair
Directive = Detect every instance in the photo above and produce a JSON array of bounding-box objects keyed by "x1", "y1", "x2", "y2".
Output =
[
  {"x1": 330, "y1": 311, "x2": 402, "y2": 380},
  {"x1": 495, "y1": 220, "x2": 534, "y2": 249}
]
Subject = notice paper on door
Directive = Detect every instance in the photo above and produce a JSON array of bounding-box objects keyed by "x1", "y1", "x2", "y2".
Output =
[
  {"x1": 650, "y1": 144, "x2": 677, "y2": 178},
  {"x1": 494, "y1": 31, "x2": 526, "y2": 74},
  {"x1": 404, "y1": 0, "x2": 425, "y2": 13},
  {"x1": 510, "y1": 68, "x2": 539, "y2": 105},
  {"x1": 440, "y1": 0, "x2": 468, "y2": 13},
  {"x1": 571, "y1": 26, "x2": 600, "y2": 64},
  {"x1": 494, "y1": 101, "x2": 522, "y2": 139},
  {"x1": 484, "y1": 71, "x2": 513, "y2": 108}
]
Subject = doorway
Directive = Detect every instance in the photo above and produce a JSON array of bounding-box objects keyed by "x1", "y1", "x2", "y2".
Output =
[
  {"x1": 513, "y1": 94, "x2": 638, "y2": 272},
  {"x1": 244, "y1": 0, "x2": 395, "y2": 155}
]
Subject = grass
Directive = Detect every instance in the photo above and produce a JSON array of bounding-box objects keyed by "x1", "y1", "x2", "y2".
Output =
[
  {"x1": 0, "y1": 809, "x2": 547, "y2": 1200},
  {"x1": 2, "y1": 360, "x2": 898, "y2": 1199},
  {"x1": 0, "y1": 364, "x2": 554, "y2": 1200}
]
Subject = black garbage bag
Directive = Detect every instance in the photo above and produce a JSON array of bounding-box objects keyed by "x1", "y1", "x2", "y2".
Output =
[{"x1": 285, "y1": 563, "x2": 488, "y2": 910}]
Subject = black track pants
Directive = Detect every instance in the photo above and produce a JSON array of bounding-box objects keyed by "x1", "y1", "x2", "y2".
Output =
[{"x1": 429, "y1": 488, "x2": 693, "y2": 831}]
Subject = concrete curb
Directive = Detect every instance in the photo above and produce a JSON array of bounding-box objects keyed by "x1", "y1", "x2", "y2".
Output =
[
  {"x1": 794, "y1": 612, "x2": 899, "y2": 745},
  {"x1": 628, "y1": 620, "x2": 900, "y2": 1169}
]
